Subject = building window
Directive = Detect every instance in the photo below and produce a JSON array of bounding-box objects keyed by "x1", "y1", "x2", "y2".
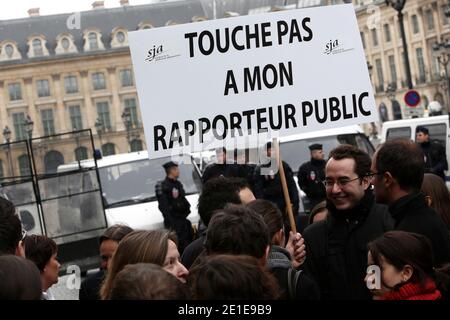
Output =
[
  {"x1": 388, "y1": 55, "x2": 397, "y2": 84},
  {"x1": 89, "y1": 32, "x2": 99, "y2": 50},
  {"x1": 425, "y1": 9, "x2": 434, "y2": 31},
  {"x1": 371, "y1": 29, "x2": 379, "y2": 46},
  {"x1": 13, "y1": 113, "x2": 27, "y2": 140},
  {"x1": 375, "y1": 58, "x2": 384, "y2": 89},
  {"x1": 102, "y1": 143, "x2": 116, "y2": 156},
  {"x1": 416, "y1": 48, "x2": 426, "y2": 83},
  {"x1": 124, "y1": 98, "x2": 139, "y2": 127},
  {"x1": 75, "y1": 146, "x2": 88, "y2": 161},
  {"x1": 384, "y1": 24, "x2": 391, "y2": 42},
  {"x1": 92, "y1": 72, "x2": 106, "y2": 90},
  {"x1": 32, "y1": 39, "x2": 43, "y2": 57},
  {"x1": 64, "y1": 75, "x2": 78, "y2": 94},
  {"x1": 41, "y1": 109, "x2": 55, "y2": 136},
  {"x1": 120, "y1": 69, "x2": 134, "y2": 87},
  {"x1": 62, "y1": 37, "x2": 70, "y2": 50},
  {"x1": 411, "y1": 14, "x2": 420, "y2": 34},
  {"x1": 130, "y1": 139, "x2": 143, "y2": 152},
  {"x1": 69, "y1": 105, "x2": 83, "y2": 130},
  {"x1": 5, "y1": 44, "x2": 14, "y2": 58},
  {"x1": 97, "y1": 102, "x2": 111, "y2": 130},
  {"x1": 116, "y1": 31, "x2": 126, "y2": 43},
  {"x1": 360, "y1": 32, "x2": 366, "y2": 49},
  {"x1": 8, "y1": 83, "x2": 22, "y2": 101},
  {"x1": 36, "y1": 79, "x2": 50, "y2": 97},
  {"x1": 18, "y1": 154, "x2": 31, "y2": 177},
  {"x1": 0, "y1": 160, "x2": 4, "y2": 179}
]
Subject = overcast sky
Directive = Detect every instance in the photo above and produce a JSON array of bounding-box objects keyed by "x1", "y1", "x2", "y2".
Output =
[{"x1": 0, "y1": 0, "x2": 166, "y2": 20}]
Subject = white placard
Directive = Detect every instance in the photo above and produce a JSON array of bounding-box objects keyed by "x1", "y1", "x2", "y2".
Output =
[{"x1": 129, "y1": 4, "x2": 377, "y2": 159}]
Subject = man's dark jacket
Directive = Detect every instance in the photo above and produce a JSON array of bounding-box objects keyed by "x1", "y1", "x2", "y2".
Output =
[
  {"x1": 389, "y1": 192, "x2": 450, "y2": 266},
  {"x1": 302, "y1": 190, "x2": 393, "y2": 300}
]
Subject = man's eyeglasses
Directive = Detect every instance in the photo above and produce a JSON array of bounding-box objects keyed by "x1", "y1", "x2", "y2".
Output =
[{"x1": 322, "y1": 176, "x2": 361, "y2": 188}]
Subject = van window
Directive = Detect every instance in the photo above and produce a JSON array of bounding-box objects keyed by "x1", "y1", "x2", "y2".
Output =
[
  {"x1": 422, "y1": 123, "x2": 447, "y2": 147},
  {"x1": 99, "y1": 155, "x2": 201, "y2": 208},
  {"x1": 386, "y1": 127, "x2": 411, "y2": 140}
]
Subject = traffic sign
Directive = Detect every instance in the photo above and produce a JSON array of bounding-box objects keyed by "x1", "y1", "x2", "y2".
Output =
[{"x1": 404, "y1": 90, "x2": 421, "y2": 107}]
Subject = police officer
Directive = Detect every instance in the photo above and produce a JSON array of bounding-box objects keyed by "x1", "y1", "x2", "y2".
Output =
[
  {"x1": 202, "y1": 148, "x2": 240, "y2": 184},
  {"x1": 416, "y1": 126, "x2": 448, "y2": 181},
  {"x1": 253, "y1": 142, "x2": 299, "y2": 217},
  {"x1": 155, "y1": 161, "x2": 193, "y2": 253},
  {"x1": 297, "y1": 144, "x2": 326, "y2": 211}
]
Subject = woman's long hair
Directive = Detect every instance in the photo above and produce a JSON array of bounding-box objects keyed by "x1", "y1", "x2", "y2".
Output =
[{"x1": 100, "y1": 229, "x2": 177, "y2": 299}]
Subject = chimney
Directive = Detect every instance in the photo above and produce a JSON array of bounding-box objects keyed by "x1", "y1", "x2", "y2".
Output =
[
  {"x1": 120, "y1": 0, "x2": 130, "y2": 6},
  {"x1": 92, "y1": 1, "x2": 105, "y2": 9},
  {"x1": 28, "y1": 8, "x2": 40, "y2": 17}
]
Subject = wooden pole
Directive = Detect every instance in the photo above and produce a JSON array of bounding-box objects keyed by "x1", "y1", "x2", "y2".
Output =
[{"x1": 273, "y1": 138, "x2": 297, "y2": 234}]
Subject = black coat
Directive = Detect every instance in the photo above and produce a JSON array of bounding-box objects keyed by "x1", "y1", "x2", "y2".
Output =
[
  {"x1": 79, "y1": 269, "x2": 104, "y2": 300},
  {"x1": 155, "y1": 177, "x2": 192, "y2": 252},
  {"x1": 297, "y1": 159, "x2": 326, "y2": 206},
  {"x1": 389, "y1": 193, "x2": 450, "y2": 267},
  {"x1": 181, "y1": 235, "x2": 205, "y2": 270},
  {"x1": 419, "y1": 141, "x2": 448, "y2": 181},
  {"x1": 302, "y1": 190, "x2": 393, "y2": 300},
  {"x1": 253, "y1": 161, "x2": 300, "y2": 215}
]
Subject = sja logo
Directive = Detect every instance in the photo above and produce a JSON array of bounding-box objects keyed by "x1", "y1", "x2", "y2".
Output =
[
  {"x1": 145, "y1": 45, "x2": 164, "y2": 62},
  {"x1": 324, "y1": 39, "x2": 340, "y2": 55}
]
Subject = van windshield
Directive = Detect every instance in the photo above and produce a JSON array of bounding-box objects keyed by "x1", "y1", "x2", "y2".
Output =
[
  {"x1": 280, "y1": 134, "x2": 374, "y2": 173},
  {"x1": 99, "y1": 155, "x2": 201, "y2": 208}
]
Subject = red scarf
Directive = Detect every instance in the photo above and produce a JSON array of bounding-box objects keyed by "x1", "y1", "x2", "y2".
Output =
[{"x1": 380, "y1": 279, "x2": 441, "y2": 300}]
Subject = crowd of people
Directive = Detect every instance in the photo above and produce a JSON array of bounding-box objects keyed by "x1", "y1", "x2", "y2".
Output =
[{"x1": 1, "y1": 133, "x2": 450, "y2": 300}]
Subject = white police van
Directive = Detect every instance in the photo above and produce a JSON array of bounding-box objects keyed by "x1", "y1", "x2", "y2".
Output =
[
  {"x1": 57, "y1": 152, "x2": 202, "y2": 232},
  {"x1": 380, "y1": 115, "x2": 450, "y2": 185}
]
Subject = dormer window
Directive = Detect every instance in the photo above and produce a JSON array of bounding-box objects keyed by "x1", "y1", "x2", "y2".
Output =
[
  {"x1": 32, "y1": 39, "x2": 43, "y2": 56},
  {"x1": 89, "y1": 32, "x2": 99, "y2": 50},
  {"x1": 62, "y1": 38, "x2": 70, "y2": 50},
  {"x1": 111, "y1": 28, "x2": 128, "y2": 48},
  {"x1": 83, "y1": 30, "x2": 104, "y2": 52},
  {"x1": 27, "y1": 36, "x2": 49, "y2": 58},
  {"x1": 138, "y1": 22, "x2": 154, "y2": 30},
  {"x1": 0, "y1": 41, "x2": 22, "y2": 61},
  {"x1": 117, "y1": 31, "x2": 125, "y2": 43},
  {"x1": 55, "y1": 33, "x2": 77, "y2": 55},
  {"x1": 5, "y1": 44, "x2": 14, "y2": 58}
]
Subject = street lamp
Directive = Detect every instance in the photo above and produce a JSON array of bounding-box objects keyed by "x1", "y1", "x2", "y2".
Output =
[
  {"x1": 432, "y1": 38, "x2": 450, "y2": 113},
  {"x1": 3, "y1": 126, "x2": 14, "y2": 177},
  {"x1": 385, "y1": 0, "x2": 413, "y2": 89},
  {"x1": 386, "y1": 82, "x2": 396, "y2": 100},
  {"x1": 366, "y1": 61, "x2": 378, "y2": 139},
  {"x1": 367, "y1": 61, "x2": 373, "y2": 79},
  {"x1": 24, "y1": 115, "x2": 34, "y2": 140},
  {"x1": 121, "y1": 108, "x2": 132, "y2": 151},
  {"x1": 3, "y1": 126, "x2": 11, "y2": 143},
  {"x1": 95, "y1": 118, "x2": 103, "y2": 148}
]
